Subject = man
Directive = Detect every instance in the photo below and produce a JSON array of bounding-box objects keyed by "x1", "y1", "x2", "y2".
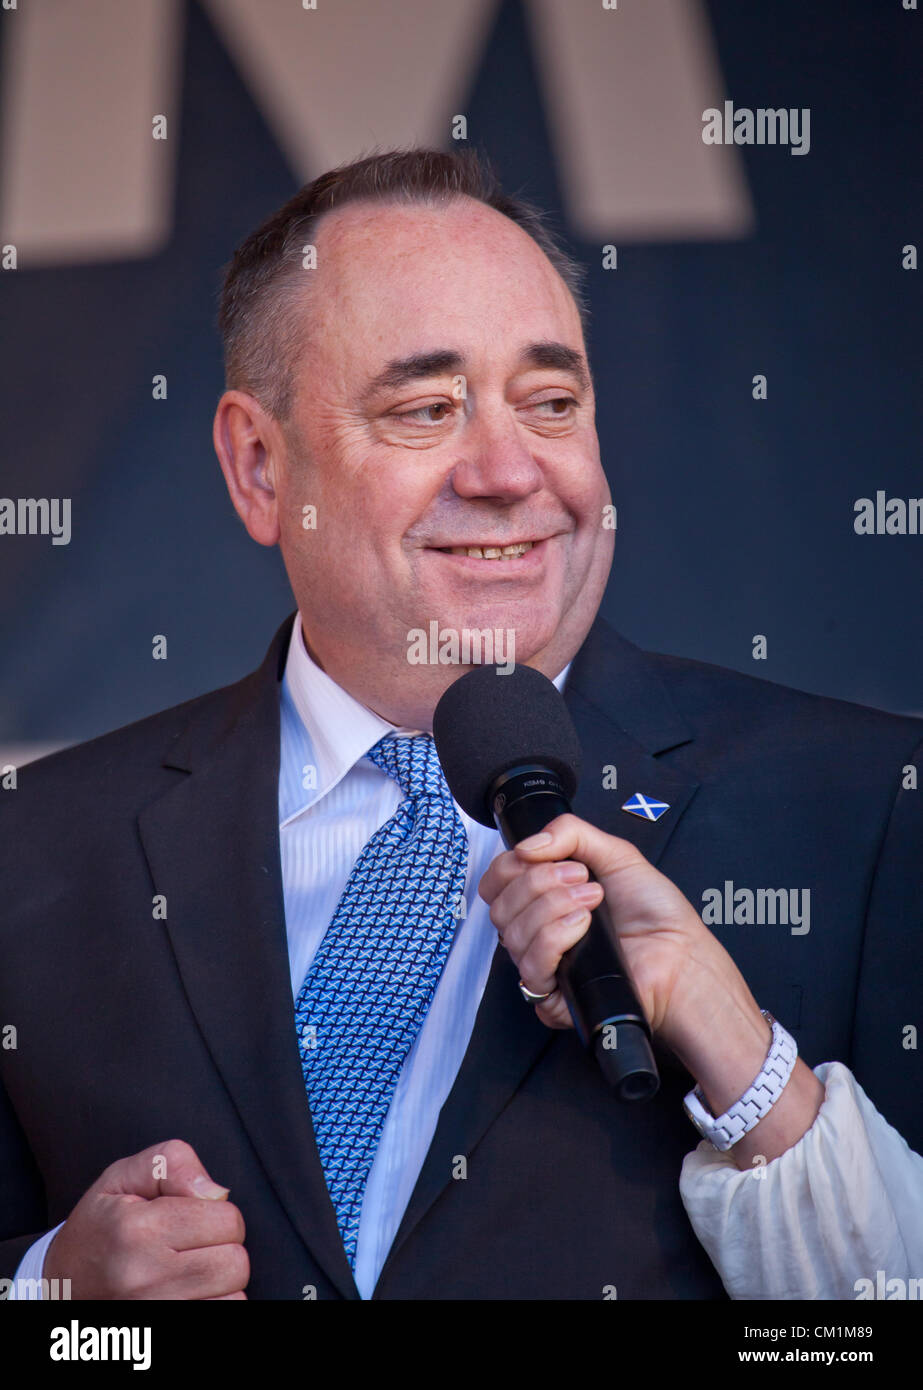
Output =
[{"x1": 1, "y1": 148, "x2": 921, "y2": 1301}]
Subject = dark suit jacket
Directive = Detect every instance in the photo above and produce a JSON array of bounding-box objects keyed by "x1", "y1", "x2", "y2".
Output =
[{"x1": 1, "y1": 612, "x2": 921, "y2": 1299}]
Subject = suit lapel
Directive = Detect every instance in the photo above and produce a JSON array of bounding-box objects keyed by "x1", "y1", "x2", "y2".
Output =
[
  {"x1": 376, "y1": 616, "x2": 701, "y2": 1288},
  {"x1": 137, "y1": 613, "x2": 360, "y2": 1301},
  {"x1": 564, "y1": 619, "x2": 701, "y2": 868}
]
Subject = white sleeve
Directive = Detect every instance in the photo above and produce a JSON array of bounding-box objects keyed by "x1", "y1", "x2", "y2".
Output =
[
  {"x1": 679, "y1": 1060, "x2": 923, "y2": 1300},
  {"x1": 5, "y1": 1224, "x2": 66, "y2": 1300}
]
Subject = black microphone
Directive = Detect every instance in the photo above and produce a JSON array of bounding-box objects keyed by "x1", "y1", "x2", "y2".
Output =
[{"x1": 432, "y1": 662, "x2": 660, "y2": 1102}]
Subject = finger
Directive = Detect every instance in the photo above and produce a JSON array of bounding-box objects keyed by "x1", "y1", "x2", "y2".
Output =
[
  {"x1": 494, "y1": 878, "x2": 603, "y2": 967},
  {"x1": 102, "y1": 1139, "x2": 230, "y2": 1203},
  {"x1": 477, "y1": 848, "x2": 529, "y2": 906},
  {"x1": 488, "y1": 859, "x2": 592, "y2": 935},
  {"x1": 202, "y1": 1291, "x2": 248, "y2": 1301},
  {"x1": 533, "y1": 991, "x2": 575, "y2": 1029},
  {"x1": 515, "y1": 900, "x2": 602, "y2": 994},
  {"x1": 105, "y1": 1238, "x2": 250, "y2": 1301},
  {"x1": 131, "y1": 1195, "x2": 246, "y2": 1252},
  {"x1": 169, "y1": 1242, "x2": 250, "y2": 1300}
]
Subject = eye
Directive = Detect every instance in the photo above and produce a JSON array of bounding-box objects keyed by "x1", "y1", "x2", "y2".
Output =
[
  {"x1": 532, "y1": 396, "x2": 577, "y2": 417},
  {"x1": 393, "y1": 401, "x2": 455, "y2": 424}
]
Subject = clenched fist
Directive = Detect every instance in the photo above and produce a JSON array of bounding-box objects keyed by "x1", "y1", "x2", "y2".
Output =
[{"x1": 43, "y1": 1139, "x2": 249, "y2": 1300}]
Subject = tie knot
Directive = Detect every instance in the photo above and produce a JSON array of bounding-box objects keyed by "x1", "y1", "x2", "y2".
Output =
[{"x1": 365, "y1": 732, "x2": 450, "y2": 802}]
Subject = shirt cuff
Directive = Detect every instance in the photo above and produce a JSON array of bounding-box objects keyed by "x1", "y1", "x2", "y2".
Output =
[
  {"x1": 6, "y1": 1224, "x2": 67, "y2": 1300},
  {"x1": 679, "y1": 1060, "x2": 923, "y2": 1300}
]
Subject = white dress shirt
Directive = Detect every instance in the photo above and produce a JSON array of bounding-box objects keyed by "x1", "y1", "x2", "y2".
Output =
[{"x1": 10, "y1": 614, "x2": 923, "y2": 1298}]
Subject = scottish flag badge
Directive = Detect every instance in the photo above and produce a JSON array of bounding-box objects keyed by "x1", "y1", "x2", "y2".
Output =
[{"x1": 622, "y1": 793, "x2": 670, "y2": 822}]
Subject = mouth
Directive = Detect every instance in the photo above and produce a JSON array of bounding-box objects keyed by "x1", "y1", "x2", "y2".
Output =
[{"x1": 431, "y1": 540, "x2": 538, "y2": 561}]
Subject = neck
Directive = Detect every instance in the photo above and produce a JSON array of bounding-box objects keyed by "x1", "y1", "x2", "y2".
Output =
[{"x1": 297, "y1": 621, "x2": 586, "y2": 730}]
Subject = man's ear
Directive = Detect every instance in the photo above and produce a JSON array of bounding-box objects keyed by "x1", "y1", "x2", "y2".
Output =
[{"x1": 213, "y1": 389, "x2": 283, "y2": 546}]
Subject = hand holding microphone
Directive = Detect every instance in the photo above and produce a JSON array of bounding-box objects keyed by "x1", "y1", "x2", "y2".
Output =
[
  {"x1": 433, "y1": 662, "x2": 785, "y2": 1112},
  {"x1": 433, "y1": 661, "x2": 663, "y2": 1100},
  {"x1": 477, "y1": 810, "x2": 720, "y2": 1050}
]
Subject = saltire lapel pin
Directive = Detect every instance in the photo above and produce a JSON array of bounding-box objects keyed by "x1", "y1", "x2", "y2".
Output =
[{"x1": 621, "y1": 792, "x2": 670, "y2": 822}]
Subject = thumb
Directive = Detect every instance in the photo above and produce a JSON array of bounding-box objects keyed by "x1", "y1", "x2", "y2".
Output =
[{"x1": 101, "y1": 1140, "x2": 230, "y2": 1202}]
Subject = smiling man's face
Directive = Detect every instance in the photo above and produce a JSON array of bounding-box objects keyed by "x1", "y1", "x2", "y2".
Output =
[{"x1": 222, "y1": 195, "x2": 614, "y2": 729}]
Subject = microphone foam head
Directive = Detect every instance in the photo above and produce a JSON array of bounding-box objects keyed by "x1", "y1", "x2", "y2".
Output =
[{"x1": 432, "y1": 663, "x2": 582, "y2": 827}]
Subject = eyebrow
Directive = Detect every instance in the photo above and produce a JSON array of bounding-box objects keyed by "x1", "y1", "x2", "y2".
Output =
[{"x1": 360, "y1": 340, "x2": 592, "y2": 405}]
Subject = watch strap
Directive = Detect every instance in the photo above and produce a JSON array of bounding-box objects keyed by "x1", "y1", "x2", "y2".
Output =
[{"x1": 683, "y1": 1010, "x2": 798, "y2": 1152}]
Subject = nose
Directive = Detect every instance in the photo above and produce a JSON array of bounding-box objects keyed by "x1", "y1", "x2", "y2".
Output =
[{"x1": 449, "y1": 405, "x2": 545, "y2": 504}]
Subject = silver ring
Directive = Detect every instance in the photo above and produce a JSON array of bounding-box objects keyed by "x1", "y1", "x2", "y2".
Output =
[{"x1": 518, "y1": 980, "x2": 554, "y2": 1004}]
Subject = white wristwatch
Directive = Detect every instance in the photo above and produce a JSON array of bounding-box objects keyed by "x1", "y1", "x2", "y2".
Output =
[{"x1": 683, "y1": 1010, "x2": 798, "y2": 1152}]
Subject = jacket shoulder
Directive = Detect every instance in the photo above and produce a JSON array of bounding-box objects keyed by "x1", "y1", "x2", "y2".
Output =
[
  {"x1": 646, "y1": 647, "x2": 923, "y2": 752},
  {"x1": 5, "y1": 612, "x2": 293, "y2": 810},
  {"x1": 9, "y1": 676, "x2": 248, "y2": 797}
]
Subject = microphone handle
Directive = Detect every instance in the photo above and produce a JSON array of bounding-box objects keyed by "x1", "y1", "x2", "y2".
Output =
[{"x1": 490, "y1": 765, "x2": 660, "y2": 1102}]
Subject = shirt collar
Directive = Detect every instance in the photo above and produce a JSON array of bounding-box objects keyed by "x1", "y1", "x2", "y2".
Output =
[{"x1": 279, "y1": 612, "x2": 572, "y2": 826}]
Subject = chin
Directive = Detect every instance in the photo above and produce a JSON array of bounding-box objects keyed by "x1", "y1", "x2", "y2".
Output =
[{"x1": 465, "y1": 611, "x2": 556, "y2": 655}]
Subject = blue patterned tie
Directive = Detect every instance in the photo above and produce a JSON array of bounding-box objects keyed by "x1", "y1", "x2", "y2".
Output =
[{"x1": 293, "y1": 732, "x2": 468, "y2": 1270}]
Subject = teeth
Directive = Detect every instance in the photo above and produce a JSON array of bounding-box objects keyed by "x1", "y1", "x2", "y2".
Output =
[{"x1": 446, "y1": 542, "x2": 534, "y2": 559}]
